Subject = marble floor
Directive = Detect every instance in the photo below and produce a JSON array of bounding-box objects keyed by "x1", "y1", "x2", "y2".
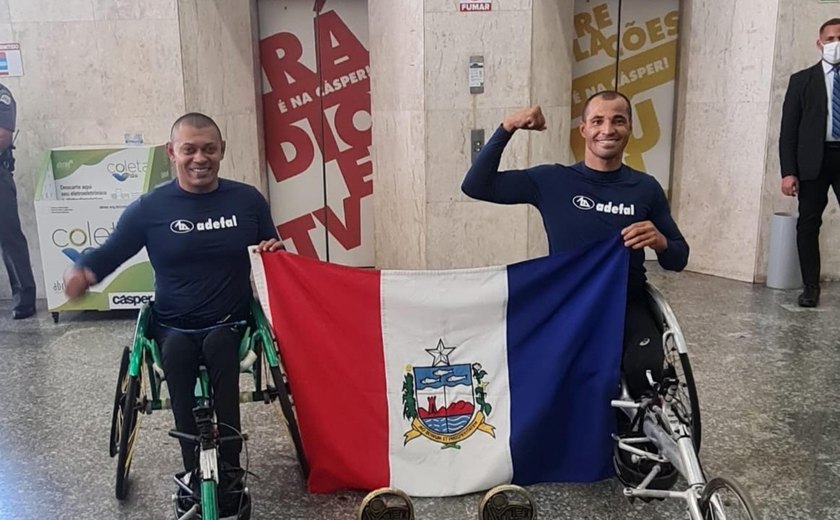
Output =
[{"x1": 0, "y1": 266, "x2": 837, "y2": 519}]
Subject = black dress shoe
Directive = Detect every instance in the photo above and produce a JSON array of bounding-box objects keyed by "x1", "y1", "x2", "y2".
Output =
[
  {"x1": 11, "y1": 307, "x2": 36, "y2": 320},
  {"x1": 798, "y1": 285, "x2": 821, "y2": 308}
]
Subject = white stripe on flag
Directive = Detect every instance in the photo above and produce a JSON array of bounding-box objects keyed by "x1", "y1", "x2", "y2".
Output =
[
  {"x1": 381, "y1": 266, "x2": 514, "y2": 496},
  {"x1": 248, "y1": 247, "x2": 275, "y2": 330}
]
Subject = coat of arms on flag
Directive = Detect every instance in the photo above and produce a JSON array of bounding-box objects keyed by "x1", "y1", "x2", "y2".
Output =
[
  {"x1": 251, "y1": 236, "x2": 629, "y2": 496},
  {"x1": 402, "y1": 339, "x2": 496, "y2": 449}
]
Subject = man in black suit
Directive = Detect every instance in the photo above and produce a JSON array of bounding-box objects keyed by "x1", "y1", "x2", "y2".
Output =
[{"x1": 780, "y1": 18, "x2": 840, "y2": 307}]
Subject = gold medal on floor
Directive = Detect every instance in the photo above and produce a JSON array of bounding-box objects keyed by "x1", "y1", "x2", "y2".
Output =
[
  {"x1": 478, "y1": 484, "x2": 537, "y2": 520},
  {"x1": 357, "y1": 487, "x2": 415, "y2": 520}
]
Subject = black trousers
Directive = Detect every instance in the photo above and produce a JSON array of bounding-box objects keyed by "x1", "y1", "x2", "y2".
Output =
[
  {"x1": 622, "y1": 290, "x2": 664, "y2": 398},
  {"x1": 0, "y1": 168, "x2": 36, "y2": 312},
  {"x1": 152, "y1": 320, "x2": 244, "y2": 472},
  {"x1": 797, "y1": 145, "x2": 840, "y2": 286}
]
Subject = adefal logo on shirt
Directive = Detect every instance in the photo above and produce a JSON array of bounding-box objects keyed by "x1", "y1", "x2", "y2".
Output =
[
  {"x1": 170, "y1": 219, "x2": 195, "y2": 233},
  {"x1": 573, "y1": 195, "x2": 635, "y2": 216},
  {"x1": 109, "y1": 292, "x2": 154, "y2": 309},
  {"x1": 572, "y1": 195, "x2": 594, "y2": 210},
  {"x1": 196, "y1": 215, "x2": 238, "y2": 231},
  {"x1": 169, "y1": 215, "x2": 239, "y2": 234}
]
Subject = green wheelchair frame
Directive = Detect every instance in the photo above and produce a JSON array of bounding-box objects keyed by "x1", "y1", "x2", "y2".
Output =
[{"x1": 108, "y1": 299, "x2": 309, "y2": 515}]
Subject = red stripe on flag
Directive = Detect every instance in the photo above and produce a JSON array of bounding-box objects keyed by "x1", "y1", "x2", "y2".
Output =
[{"x1": 260, "y1": 252, "x2": 389, "y2": 492}]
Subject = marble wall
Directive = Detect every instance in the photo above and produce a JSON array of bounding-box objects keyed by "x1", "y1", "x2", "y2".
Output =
[
  {"x1": 670, "y1": 0, "x2": 780, "y2": 282},
  {"x1": 369, "y1": 0, "x2": 427, "y2": 269},
  {"x1": 0, "y1": 0, "x2": 185, "y2": 299},
  {"x1": 371, "y1": 0, "x2": 575, "y2": 269},
  {"x1": 755, "y1": 3, "x2": 840, "y2": 282}
]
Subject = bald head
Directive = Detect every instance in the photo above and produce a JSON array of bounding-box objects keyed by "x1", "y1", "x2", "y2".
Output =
[
  {"x1": 581, "y1": 90, "x2": 632, "y2": 124},
  {"x1": 170, "y1": 112, "x2": 222, "y2": 141}
]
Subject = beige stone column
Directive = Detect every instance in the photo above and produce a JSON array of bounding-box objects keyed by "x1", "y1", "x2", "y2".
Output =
[
  {"x1": 527, "y1": 0, "x2": 576, "y2": 258},
  {"x1": 670, "y1": 0, "x2": 780, "y2": 282}
]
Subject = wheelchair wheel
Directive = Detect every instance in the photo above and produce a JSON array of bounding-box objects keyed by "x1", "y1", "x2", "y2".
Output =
[
  {"x1": 257, "y1": 332, "x2": 309, "y2": 479},
  {"x1": 115, "y1": 358, "x2": 143, "y2": 500},
  {"x1": 109, "y1": 347, "x2": 130, "y2": 458},
  {"x1": 647, "y1": 283, "x2": 702, "y2": 451},
  {"x1": 699, "y1": 476, "x2": 759, "y2": 520},
  {"x1": 269, "y1": 363, "x2": 310, "y2": 479},
  {"x1": 663, "y1": 342, "x2": 702, "y2": 452}
]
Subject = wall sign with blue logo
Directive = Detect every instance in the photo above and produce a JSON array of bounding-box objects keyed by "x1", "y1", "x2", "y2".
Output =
[{"x1": 0, "y1": 43, "x2": 23, "y2": 77}]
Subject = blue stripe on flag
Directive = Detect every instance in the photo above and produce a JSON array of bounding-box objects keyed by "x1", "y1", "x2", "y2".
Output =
[{"x1": 506, "y1": 235, "x2": 628, "y2": 484}]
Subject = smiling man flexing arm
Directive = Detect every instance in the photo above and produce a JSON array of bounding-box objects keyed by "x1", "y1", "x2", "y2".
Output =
[
  {"x1": 461, "y1": 91, "x2": 689, "y2": 398},
  {"x1": 63, "y1": 113, "x2": 282, "y2": 510}
]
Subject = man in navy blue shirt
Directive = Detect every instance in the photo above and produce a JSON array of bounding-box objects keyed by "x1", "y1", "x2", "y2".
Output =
[
  {"x1": 63, "y1": 114, "x2": 283, "y2": 489},
  {"x1": 462, "y1": 91, "x2": 689, "y2": 397}
]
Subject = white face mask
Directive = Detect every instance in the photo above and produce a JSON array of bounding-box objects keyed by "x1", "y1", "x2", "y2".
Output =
[{"x1": 822, "y1": 41, "x2": 840, "y2": 65}]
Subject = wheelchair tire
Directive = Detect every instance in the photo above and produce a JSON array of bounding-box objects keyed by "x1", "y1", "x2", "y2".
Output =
[
  {"x1": 699, "y1": 476, "x2": 759, "y2": 520},
  {"x1": 664, "y1": 344, "x2": 702, "y2": 452},
  {"x1": 115, "y1": 371, "x2": 141, "y2": 500},
  {"x1": 109, "y1": 346, "x2": 130, "y2": 458},
  {"x1": 268, "y1": 362, "x2": 310, "y2": 479}
]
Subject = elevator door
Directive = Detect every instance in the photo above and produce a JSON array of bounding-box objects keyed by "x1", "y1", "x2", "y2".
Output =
[{"x1": 259, "y1": 0, "x2": 373, "y2": 266}]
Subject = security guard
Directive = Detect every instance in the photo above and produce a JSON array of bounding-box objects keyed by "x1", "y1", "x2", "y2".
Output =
[
  {"x1": 780, "y1": 18, "x2": 840, "y2": 307},
  {"x1": 0, "y1": 83, "x2": 36, "y2": 319}
]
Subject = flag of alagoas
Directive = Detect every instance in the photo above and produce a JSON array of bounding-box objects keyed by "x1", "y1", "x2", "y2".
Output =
[{"x1": 250, "y1": 236, "x2": 629, "y2": 497}]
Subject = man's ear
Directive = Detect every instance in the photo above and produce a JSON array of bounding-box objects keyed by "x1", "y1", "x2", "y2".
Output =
[
  {"x1": 220, "y1": 140, "x2": 226, "y2": 159},
  {"x1": 165, "y1": 141, "x2": 175, "y2": 162}
]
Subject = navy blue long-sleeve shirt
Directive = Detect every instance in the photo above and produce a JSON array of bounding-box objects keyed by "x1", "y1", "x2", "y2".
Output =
[
  {"x1": 462, "y1": 126, "x2": 688, "y2": 291},
  {"x1": 78, "y1": 179, "x2": 278, "y2": 327}
]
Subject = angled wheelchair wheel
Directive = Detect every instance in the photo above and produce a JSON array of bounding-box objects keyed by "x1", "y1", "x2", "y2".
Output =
[
  {"x1": 648, "y1": 283, "x2": 702, "y2": 452},
  {"x1": 269, "y1": 362, "x2": 309, "y2": 479},
  {"x1": 115, "y1": 357, "x2": 143, "y2": 500},
  {"x1": 699, "y1": 476, "x2": 759, "y2": 520},
  {"x1": 109, "y1": 347, "x2": 130, "y2": 458},
  {"x1": 663, "y1": 338, "x2": 701, "y2": 451}
]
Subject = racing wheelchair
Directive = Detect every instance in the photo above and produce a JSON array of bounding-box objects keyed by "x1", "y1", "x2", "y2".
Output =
[
  {"x1": 611, "y1": 283, "x2": 759, "y2": 520},
  {"x1": 108, "y1": 299, "x2": 308, "y2": 519}
]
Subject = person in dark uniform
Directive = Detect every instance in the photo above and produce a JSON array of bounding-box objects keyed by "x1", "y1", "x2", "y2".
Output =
[
  {"x1": 0, "y1": 83, "x2": 36, "y2": 319},
  {"x1": 780, "y1": 18, "x2": 840, "y2": 307}
]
